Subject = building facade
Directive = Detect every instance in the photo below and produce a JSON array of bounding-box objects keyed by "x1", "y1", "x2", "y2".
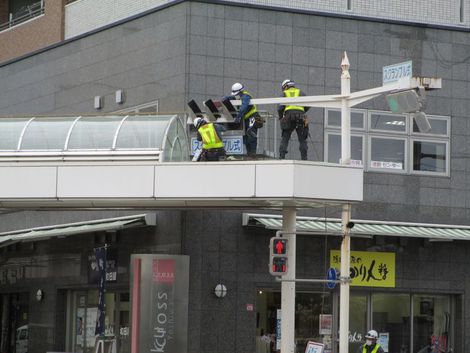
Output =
[{"x1": 0, "y1": 1, "x2": 470, "y2": 353}]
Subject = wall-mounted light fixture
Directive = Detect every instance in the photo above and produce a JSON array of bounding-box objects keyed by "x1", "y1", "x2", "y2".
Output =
[
  {"x1": 214, "y1": 284, "x2": 227, "y2": 298},
  {"x1": 115, "y1": 90, "x2": 125, "y2": 104},
  {"x1": 36, "y1": 289, "x2": 43, "y2": 302},
  {"x1": 94, "y1": 96, "x2": 102, "y2": 109}
]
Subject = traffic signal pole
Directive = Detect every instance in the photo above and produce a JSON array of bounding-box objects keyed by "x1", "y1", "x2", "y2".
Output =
[{"x1": 281, "y1": 207, "x2": 296, "y2": 353}]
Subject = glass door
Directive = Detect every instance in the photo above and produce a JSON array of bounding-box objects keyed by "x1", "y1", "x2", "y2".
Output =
[
  {"x1": 372, "y1": 293, "x2": 410, "y2": 353},
  {"x1": 71, "y1": 290, "x2": 130, "y2": 353},
  {"x1": 255, "y1": 289, "x2": 333, "y2": 353},
  {"x1": 349, "y1": 294, "x2": 367, "y2": 353}
]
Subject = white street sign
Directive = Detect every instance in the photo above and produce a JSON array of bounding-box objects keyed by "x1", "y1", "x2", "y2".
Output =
[{"x1": 383, "y1": 61, "x2": 412, "y2": 85}]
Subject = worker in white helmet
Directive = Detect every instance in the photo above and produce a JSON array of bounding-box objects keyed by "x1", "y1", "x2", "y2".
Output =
[
  {"x1": 357, "y1": 330, "x2": 384, "y2": 353},
  {"x1": 277, "y1": 79, "x2": 310, "y2": 160},
  {"x1": 226, "y1": 82, "x2": 263, "y2": 158},
  {"x1": 193, "y1": 117, "x2": 226, "y2": 161}
]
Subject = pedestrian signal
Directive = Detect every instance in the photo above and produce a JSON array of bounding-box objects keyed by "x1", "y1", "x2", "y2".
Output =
[{"x1": 269, "y1": 237, "x2": 288, "y2": 276}]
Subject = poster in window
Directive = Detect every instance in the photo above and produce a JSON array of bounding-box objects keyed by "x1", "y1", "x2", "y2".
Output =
[
  {"x1": 305, "y1": 341, "x2": 324, "y2": 353},
  {"x1": 319, "y1": 314, "x2": 332, "y2": 335},
  {"x1": 378, "y1": 332, "x2": 389, "y2": 352}
]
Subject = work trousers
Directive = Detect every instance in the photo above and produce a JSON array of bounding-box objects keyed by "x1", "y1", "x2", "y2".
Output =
[
  {"x1": 279, "y1": 111, "x2": 308, "y2": 160},
  {"x1": 200, "y1": 148, "x2": 226, "y2": 161},
  {"x1": 243, "y1": 114, "x2": 259, "y2": 156}
]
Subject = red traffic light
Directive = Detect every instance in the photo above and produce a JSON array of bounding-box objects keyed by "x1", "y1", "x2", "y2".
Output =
[{"x1": 271, "y1": 238, "x2": 287, "y2": 255}]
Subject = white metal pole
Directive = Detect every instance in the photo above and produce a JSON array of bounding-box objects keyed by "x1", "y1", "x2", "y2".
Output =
[
  {"x1": 339, "y1": 204, "x2": 351, "y2": 353},
  {"x1": 281, "y1": 207, "x2": 296, "y2": 353},
  {"x1": 339, "y1": 51, "x2": 352, "y2": 353},
  {"x1": 341, "y1": 52, "x2": 351, "y2": 165}
]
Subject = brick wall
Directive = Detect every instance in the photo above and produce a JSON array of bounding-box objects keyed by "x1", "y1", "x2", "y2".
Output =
[{"x1": 0, "y1": 0, "x2": 65, "y2": 64}]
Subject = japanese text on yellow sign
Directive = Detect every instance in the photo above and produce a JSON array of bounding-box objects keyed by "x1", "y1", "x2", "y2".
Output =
[{"x1": 330, "y1": 250, "x2": 395, "y2": 287}]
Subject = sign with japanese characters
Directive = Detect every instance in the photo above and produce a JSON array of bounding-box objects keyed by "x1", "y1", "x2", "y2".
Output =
[
  {"x1": 191, "y1": 136, "x2": 244, "y2": 155},
  {"x1": 383, "y1": 61, "x2": 412, "y2": 85},
  {"x1": 330, "y1": 250, "x2": 395, "y2": 287},
  {"x1": 131, "y1": 254, "x2": 189, "y2": 353}
]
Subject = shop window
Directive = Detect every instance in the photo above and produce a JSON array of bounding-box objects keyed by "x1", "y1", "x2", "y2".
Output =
[
  {"x1": 413, "y1": 295, "x2": 450, "y2": 353},
  {"x1": 372, "y1": 293, "x2": 410, "y2": 353}
]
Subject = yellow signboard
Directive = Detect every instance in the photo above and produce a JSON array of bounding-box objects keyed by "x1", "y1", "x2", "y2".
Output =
[{"x1": 330, "y1": 250, "x2": 395, "y2": 287}]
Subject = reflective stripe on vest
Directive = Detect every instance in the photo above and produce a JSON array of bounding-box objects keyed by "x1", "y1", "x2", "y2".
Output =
[
  {"x1": 241, "y1": 90, "x2": 258, "y2": 119},
  {"x1": 199, "y1": 124, "x2": 224, "y2": 150},
  {"x1": 362, "y1": 344, "x2": 380, "y2": 353},
  {"x1": 284, "y1": 87, "x2": 305, "y2": 112}
]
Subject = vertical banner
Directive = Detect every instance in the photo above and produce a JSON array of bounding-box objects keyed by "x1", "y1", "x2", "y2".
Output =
[
  {"x1": 276, "y1": 309, "x2": 281, "y2": 350},
  {"x1": 94, "y1": 247, "x2": 106, "y2": 336},
  {"x1": 131, "y1": 254, "x2": 189, "y2": 353}
]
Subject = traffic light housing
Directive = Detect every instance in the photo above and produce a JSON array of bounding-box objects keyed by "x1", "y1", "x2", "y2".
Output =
[
  {"x1": 386, "y1": 89, "x2": 421, "y2": 114},
  {"x1": 269, "y1": 237, "x2": 288, "y2": 276},
  {"x1": 386, "y1": 89, "x2": 431, "y2": 133}
]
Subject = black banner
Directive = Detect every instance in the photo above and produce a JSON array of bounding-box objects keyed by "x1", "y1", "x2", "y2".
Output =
[
  {"x1": 88, "y1": 247, "x2": 117, "y2": 284},
  {"x1": 94, "y1": 247, "x2": 106, "y2": 336}
]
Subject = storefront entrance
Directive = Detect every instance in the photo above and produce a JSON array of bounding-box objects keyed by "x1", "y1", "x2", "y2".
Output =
[
  {"x1": 255, "y1": 290, "x2": 333, "y2": 353},
  {"x1": 256, "y1": 290, "x2": 458, "y2": 353},
  {"x1": 68, "y1": 290, "x2": 130, "y2": 353},
  {"x1": 0, "y1": 292, "x2": 29, "y2": 353}
]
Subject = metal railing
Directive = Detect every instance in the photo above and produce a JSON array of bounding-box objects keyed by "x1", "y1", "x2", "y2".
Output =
[{"x1": 0, "y1": 0, "x2": 45, "y2": 32}]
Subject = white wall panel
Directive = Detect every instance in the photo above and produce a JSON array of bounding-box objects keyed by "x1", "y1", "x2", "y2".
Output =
[
  {"x1": 0, "y1": 162, "x2": 362, "y2": 208},
  {"x1": 155, "y1": 164, "x2": 256, "y2": 198},
  {"x1": 255, "y1": 164, "x2": 295, "y2": 197},
  {"x1": 0, "y1": 167, "x2": 57, "y2": 198},
  {"x1": 57, "y1": 165, "x2": 155, "y2": 198},
  {"x1": 293, "y1": 164, "x2": 363, "y2": 201}
]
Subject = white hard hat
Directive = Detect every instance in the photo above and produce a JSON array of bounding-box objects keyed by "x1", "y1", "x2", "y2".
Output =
[
  {"x1": 365, "y1": 330, "x2": 378, "y2": 340},
  {"x1": 193, "y1": 117, "x2": 205, "y2": 129},
  {"x1": 281, "y1": 79, "x2": 295, "y2": 90},
  {"x1": 231, "y1": 82, "x2": 244, "y2": 96}
]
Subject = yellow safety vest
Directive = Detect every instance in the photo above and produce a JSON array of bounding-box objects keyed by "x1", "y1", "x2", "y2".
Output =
[
  {"x1": 198, "y1": 123, "x2": 224, "y2": 150},
  {"x1": 284, "y1": 87, "x2": 305, "y2": 112},
  {"x1": 241, "y1": 90, "x2": 258, "y2": 119},
  {"x1": 362, "y1": 343, "x2": 380, "y2": 353}
]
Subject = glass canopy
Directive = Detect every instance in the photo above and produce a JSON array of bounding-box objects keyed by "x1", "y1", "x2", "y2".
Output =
[{"x1": 0, "y1": 115, "x2": 189, "y2": 162}]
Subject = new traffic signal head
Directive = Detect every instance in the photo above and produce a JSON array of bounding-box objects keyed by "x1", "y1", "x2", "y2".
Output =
[
  {"x1": 269, "y1": 237, "x2": 288, "y2": 276},
  {"x1": 386, "y1": 89, "x2": 421, "y2": 114}
]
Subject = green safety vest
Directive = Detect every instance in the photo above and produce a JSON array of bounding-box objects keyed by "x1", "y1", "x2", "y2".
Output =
[
  {"x1": 283, "y1": 87, "x2": 305, "y2": 112},
  {"x1": 198, "y1": 123, "x2": 224, "y2": 150},
  {"x1": 362, "y1": 343, "x2": 380, "y2": 353},
  {"x1": 241, "y1": 90, "x2": 258, "y2": 119}
]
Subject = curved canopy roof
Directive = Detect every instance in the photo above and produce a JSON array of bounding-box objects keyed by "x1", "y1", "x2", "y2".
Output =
[{"x1": 0, "y1": 114, "x2": 189, "y2": 162}]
